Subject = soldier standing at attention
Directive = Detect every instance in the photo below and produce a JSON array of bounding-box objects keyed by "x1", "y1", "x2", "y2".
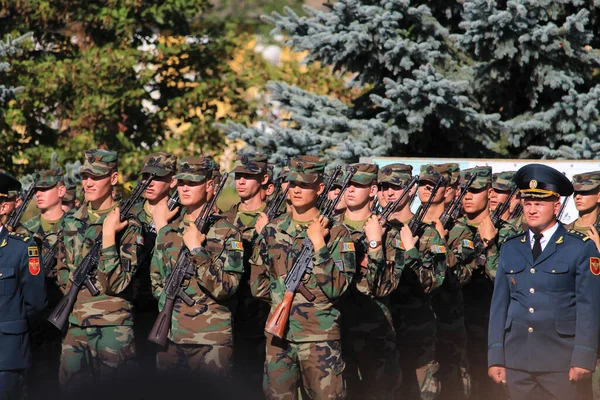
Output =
[
  {"x1": 222, "y1": 153, "x2": 271, "y2": 397},
  {"x1": 128, "y1": 153, "x2": 178, "y2": 373},
  {"x1": 488, "y1": 172, "x2": 518, "y2": 223},
  {"x1": 0, "y1": 171, "x2": 45, "y2": 399},
  {"x1": 16, "y1": 168, "x2": 67, "y2": 395},
  {"x1": 564, "y1": 172, "x2": 600, "y2": 248},
  {"x1": 386, "y1": 164, "x2": 447, "y2": 400},
  {"x1": 449, "y1": 166, "x2": 516, "y2": 400},
  {"x1": 54, "y1": 149, "x2": 143, "y2": 390},
  {"x1": 339, "y1": 163, "x2": 401, "y2": 399},
  {"x1": 150, "y1": 157, "x2": 243, "y2": 378},
  {"x1": 488, "y1": 164, "x2": 600, "y2": 400},
  {"x1": 251, "y1": 155, "x2": 356, "y2": 400}
]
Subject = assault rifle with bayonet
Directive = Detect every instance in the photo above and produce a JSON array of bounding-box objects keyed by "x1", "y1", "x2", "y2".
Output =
[
  {"x1": 6, "y1": 177, "x2": 39, "y2": 231},
  {"x1": 147, "y1": 173, "x2": 229, "y2": 347},
  {"x1": 408, "y1": 178, "x2": 446, "y2": 236},
  {"x1": 440, "y1": 174, "x2": 476, "y2": 231},
  {"x1": 264, "y1": 167, "x2": 357, "y2": 339},
  {"x1": 47, "y1": 174, "x2": 157, "y2": 331}
]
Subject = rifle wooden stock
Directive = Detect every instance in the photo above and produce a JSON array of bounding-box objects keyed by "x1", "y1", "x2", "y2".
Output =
[
  {"x1": 265, "y1": 291, "x2": 295, "y2": 339},
  {"x1": 148, "y1": 297, "x2": 176, "y2": 347}
]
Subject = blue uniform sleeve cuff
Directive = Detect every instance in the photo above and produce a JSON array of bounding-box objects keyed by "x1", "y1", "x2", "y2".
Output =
[
  {"x1": 488, "y1": 344, "x2": 505, "y2": 368},
  {"x1": 571, "y1": 346, "x2": 597, "y2": 371}
]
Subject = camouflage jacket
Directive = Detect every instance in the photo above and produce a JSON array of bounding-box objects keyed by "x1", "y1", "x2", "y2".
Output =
[
  {"x1": 150, "y1": 215, "x2": 243, "y2": 346},
  {"x1": 448, "y1": 216, "x2": 517, "y2": 283},
  {"x1": 17, "y1": 214, "x2": 66, "y2": 278},
  {"x1": 54, "y1": 204, "x2": 143, "y2": 327},
  {"x1": 340, "y1": 216, "x2": 395, "y2": 336},
  {"x1": 222, "y1": 202, "x2": 271, "y2": 338},
  {"x1": 251, "y1": 212, "x2": 356, "y2": 342},
  {"x1": 387, "y1": 219, "x2": 448, "y2": 345}
]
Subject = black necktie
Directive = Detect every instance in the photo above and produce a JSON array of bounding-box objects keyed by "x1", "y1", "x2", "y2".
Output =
[{"x1": 532, "y1": 233, "x2": 543, "y2": 261}]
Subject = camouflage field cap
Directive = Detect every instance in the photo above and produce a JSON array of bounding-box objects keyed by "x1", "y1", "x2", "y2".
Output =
[
  {"x1": 232, "y1": 153, "x2": 267, "y2": 175},
  {"x1": 378, "y1": 163, "x2": 413, "y2": 186},
  {"x1": 275, "y1": 159, "x2": 290, "y2": 183},
  {"x1": 0, "y1": 171, "x2": 21, "y2": 198},
  {"x1": 286, "y1": 155, "x2": 326, "y2": 184},
  {"x1": 62, "y1": 187, "x2": 76, "y2": 203},
  {"x1": 420, "y1": 164, "x2": 447, "y2": 185},
  {"x1": 81, "y1": 149, "x2": 118, "y2": 177},
  {"x1": 348, "y1": 163, "x2": 378, "y2": 185},
  {"x1": 460, "y1": 166, "x2": 492, "y2": 189},
  {"x1": 573, "y1": 171, "x2": 600, "y2": 192},
  {"x1": 141, "y1": 152, "x2": 177, "y2": 177},
  {"x1": 438, "y1": 163, "x2": 460, "y2": 185},
  {"x1": 491, "y1": 171, "x2": 517, "y2": 192},
  {"x1": 175, "y1": 156, "x2": 214, "y2": 182},
  {"x1": 34, "y1": 167, "x2": 64, "y2": 189}
]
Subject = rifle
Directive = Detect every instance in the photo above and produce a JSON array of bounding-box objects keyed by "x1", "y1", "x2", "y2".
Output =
[
  {"x1": 148, "y1": 173, "x2": 229, "y2": 347},
  {"x1": 265, "y1": 185, "x2": 290, "y2": 221},
  {"x1": 557, "y1": 195, "x2": 570, "y2": 223},
  {"x1": 149, "y1": 191, "x2": 180, "y2": 233},
  {"x1": 408, "y1": 187, "x2": 418, "y2": 208},
  {"x1": 316, "y1": 166, "x2": 343, "y2": 210},
  {"x1": 408, "y1": 178, "x2": 446, "y2": 236},
  {"x1": 508, "y1": 202, "x2": 523, "y2": 221},
  {"x1": 6, "y1": 178, "x2": 39, "y2": 230},
  {"x1": 47, "y1": 174, "x2": 157, "y2": 331},
  {"x1": 264, "y1": 167, "x2": 357, "y2": 339},
  {"x1": 440, "y1": 174, "x2": 476, "y2": 230}
]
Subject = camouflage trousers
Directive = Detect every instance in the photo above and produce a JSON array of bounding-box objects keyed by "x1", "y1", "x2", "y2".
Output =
[
  {"x1": 156, "y1": 341, "x2": 233, "y2": 379},
  {"x1": 397, "y1": 344, "x2": 441, "y2": 400},
  {"x1": 264, "y1": 336, "x2": 346, "y2": 400},
  {"x1": 343, "y1": 329, "x2": 401, "y2": 399},
  {"x1": 59, "y1": 325, "x2": 136, "y2": 390}
]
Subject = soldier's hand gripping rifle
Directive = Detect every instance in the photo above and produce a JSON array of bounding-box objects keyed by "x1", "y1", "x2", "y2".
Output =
[
  {"x1": 264, "y1": 167, "x2": 357, "y2": 339},
  {"x1": 408, "y1": 178, "x2": 446, "y2": 236},
  {"x1": 316, "y1": 166, "x2": 343, "y2": 210},
  {"x1": 148, "y1": 191, "x2": 180, "y2": 233},
  {"x1": 148, "y1": 173, "x2": 229, "y2": 347},
  {"x1": 6, "y1": 177, "x2": 39, "y2": 231},
  {"x1": 440, "y1": 174, "x2": 476, "y2": 230},
  {"x1": 47, "y1": 174, "x2": 156, "y2": 331}
]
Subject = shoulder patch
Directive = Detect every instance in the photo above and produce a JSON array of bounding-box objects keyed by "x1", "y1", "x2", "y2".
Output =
[
  {"x1": 462, "y1": 239, "x2": 474, "y2": 249},
  {"x1": 591, "y1": 257, "x2": 600, "y2": 276},
  {"x1": 394, "y1": 239, "x2": 405, "y2": 250},
  {"x1": 341, "y1": 242, "x2": 355, "y2": 252},
  {"x1": 430, "y1": 245, "x2": 446, "y2": 254},
  {"x1": 28, "y1": 246, "x2": 39, "y2": 257},
  {"x1": 137, "y1": 236, "x2": 144, "y2": 245},
  {"x1": 229, "y1": 240, "x2": 243, "y2": 251}
]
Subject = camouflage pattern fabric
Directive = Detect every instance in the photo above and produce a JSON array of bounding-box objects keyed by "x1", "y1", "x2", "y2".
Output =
[
  {"x1": 59, "y1": 325, "x2": 136, "y2": 391},
  {"x1": 263, "y1": 337, "x2": 346, "y2": 400},
  {"x1": 174, "y1": 156, "x2": 214, "y2": 182},
  {"x1": 573, "y1": 171, "x2": 600, "y2": 191},
  {"x1": 34, "y1": 167, "x2": 64, "y2": 189},
  {"x1": 286, "y1": 156, "x2": 327, "y2": 184},
  {"x1": 251, "y1": 212, "x2": 356, "y2": 342},
  {"x1": 491, "y1": 171, "x2": 517, "y2": 191},
  {"x1": 54, "y1": 204, "x2": 143, "y2": 327},
  {"x1": 150, "y1": 215, "x2": 243, "y2": 346},
  {"x1": 347, "y1": 163, "x2": 378, "y2": 185},
  {"x1": 81, "y1": 149, "x2": 118, "y2": 176},
  {"x1": 223, "y1": 201, "x2": 271, "y2": 396},
  {"x1": 449, "y1": 216, "x2": 516, "y2": 400},
  {"x1": 141, "y1": 152, "x2": 177, "y2": 177},
  {"x1": 338, "y1": 215, "x2": 400, "y2": 399},
  {"x1": 386, "y1": 219, "x2": 447, "y2": 400},
  {"x1": 156, "y1": 341, "x2": 233, "y2": 378},
  {"x1": 232, "y1": 153, "x2": 268, "y2": 175}
]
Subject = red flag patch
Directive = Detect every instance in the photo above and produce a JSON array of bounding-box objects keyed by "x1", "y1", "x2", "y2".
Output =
[
  {"x1": 591, "y1": 257, "x2": 600, "y2": 276},
  {"x1": 29, "y1": 257, "x2": 41, "y2": 276}
]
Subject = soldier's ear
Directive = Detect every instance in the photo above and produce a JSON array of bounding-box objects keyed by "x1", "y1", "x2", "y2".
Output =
[
  {"x1": 369, "y1": 184, "x2": 378, "y2": 197},
  {"x1": 169, "y1": 177, "x2": 177, "y2": 189},
  {"x1": 110, "y1": 171, "x2": 119, "y2": 186},
  {"x1": 57, "y1": 183, "x2": 67, "y2": 199},
  {"x1": 260, "y1": 174, "x2": 269, "y2": 186}
]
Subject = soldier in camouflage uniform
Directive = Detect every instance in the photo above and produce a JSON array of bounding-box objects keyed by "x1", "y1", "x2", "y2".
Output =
[
  {"x1": 338, "y1": 163, "x2": 400, "y2": 399},
  {"x1": 150, "y1": 156, "x2": 243, "y2": 378},
  {"x1": 421, "y1": 164, "x2": 472, "y2": 400},
  {"x1": 447, "y1": 166, "x2": 516, "y2": 400},
  {"x1": 489, "y1": 171, "x2": 518, "y2": 222},
  {"x1": 378, "y1": 163, "x2": 447, "y2": 400},
  {"x1": 251, "y1": 155, "x2": 356, "y2": 400},
  {"x1": 128, "y1": 153, "x2": 178, "y2": 373},
  {"x1": 61, "y1": 186, "x2": 77, "y2": 213},
  {"x1": 54, "y1": 149, "x2": 143, "y2": 390},
  {"x1": 222, "y1": 153, "x2": 271, "y2": 397},
  {"x1": 17, "y1": 168, "x2": 67, "y2": 395}
]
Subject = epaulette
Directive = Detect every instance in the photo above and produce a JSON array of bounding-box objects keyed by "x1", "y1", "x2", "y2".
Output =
[
  {"x1": 8, "y1": 231, "x2": 30, "y2": 242},
  {"x1": 504, "y1": 231, "x2": 527, "y2": 242},
  {"x1": 567, "y1": 229, "x2": 591, "y2": 242}
]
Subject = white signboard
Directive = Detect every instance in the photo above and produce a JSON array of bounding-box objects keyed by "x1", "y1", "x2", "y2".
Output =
[{"x1": 360, "y1": 157, "x2": 600, "y2": 224}]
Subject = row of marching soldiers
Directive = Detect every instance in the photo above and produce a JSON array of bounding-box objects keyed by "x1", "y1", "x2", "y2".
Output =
[{"x1": 3, "y1": 147, "x2": 599, "y2": 400}]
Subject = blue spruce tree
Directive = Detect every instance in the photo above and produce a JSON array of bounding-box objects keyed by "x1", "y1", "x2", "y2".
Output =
[
  {"x1": 457, "y1": 0, "x2": 600, "y2": 158},
  {"x1": 0, "y1": 33, "x2": 31, "y2": 106},
  {"x1": 221, "y1": 0, "x2": 501, "y2": 164}
]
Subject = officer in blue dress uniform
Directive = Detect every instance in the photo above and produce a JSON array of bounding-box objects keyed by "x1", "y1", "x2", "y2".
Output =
[
  {"x1": 0, "y1": 171, "x2": 45, "y2": 400},
  {"x1": 488, "y1": 164, "x2": 600, "y2": 400}
]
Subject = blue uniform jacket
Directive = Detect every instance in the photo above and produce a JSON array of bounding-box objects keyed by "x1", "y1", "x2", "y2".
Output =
[
  {"x1": 0, "y1": 227, "x2": 45, "y2": 371},
  {"x1": 488, "y1": 223, "x2": 600, "y2": 372}
]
